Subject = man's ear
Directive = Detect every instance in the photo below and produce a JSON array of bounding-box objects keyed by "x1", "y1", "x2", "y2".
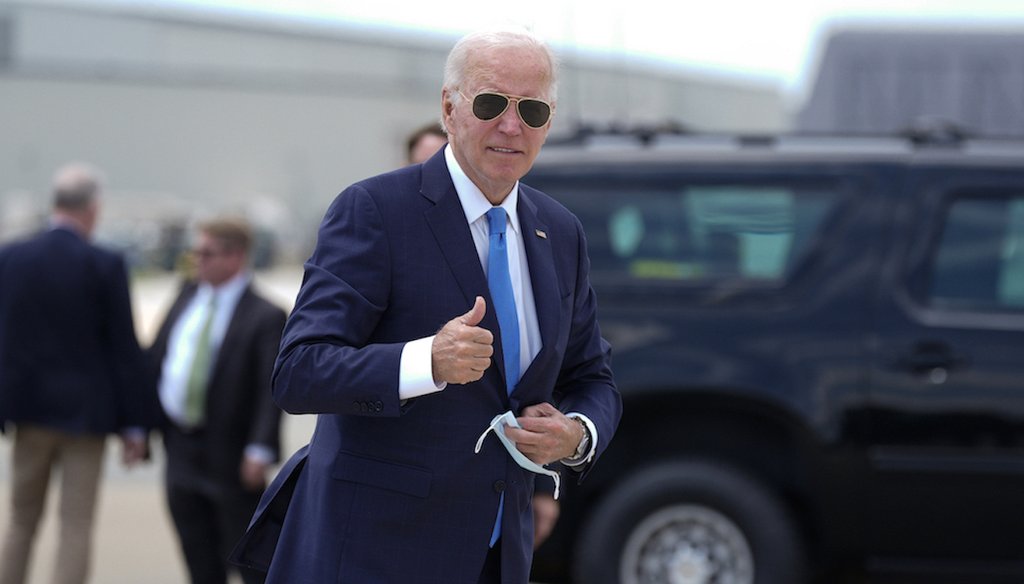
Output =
[{"x1": 441, "y1": 90, "x2": 455, "y2": 131}]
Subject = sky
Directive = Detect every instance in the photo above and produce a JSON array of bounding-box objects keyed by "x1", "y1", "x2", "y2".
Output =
[{"x1": 128, "y1": 0, "x2": 1024, "y2": 94}]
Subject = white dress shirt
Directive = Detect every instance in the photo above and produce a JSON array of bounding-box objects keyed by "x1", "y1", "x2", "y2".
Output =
[{"x1": 158, "y1": 272, "x2": 249, "y2": 427}]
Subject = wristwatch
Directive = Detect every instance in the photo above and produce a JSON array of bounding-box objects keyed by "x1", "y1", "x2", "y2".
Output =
[{"x1": 570, "y1": 417, "x2": 591, "y2": 462}]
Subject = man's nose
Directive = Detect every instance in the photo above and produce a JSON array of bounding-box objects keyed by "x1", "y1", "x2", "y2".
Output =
[{"x1": 496, "y1": 101, "x2": 523, "y2": 135}]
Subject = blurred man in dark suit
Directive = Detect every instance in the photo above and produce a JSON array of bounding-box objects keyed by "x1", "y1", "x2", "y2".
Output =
[
  {"x1": 0, "y1": 162, "x2": 153, "y2": 584},
  {"x1": 148, "y1": 218, "x2": 285, "y2": 584}
]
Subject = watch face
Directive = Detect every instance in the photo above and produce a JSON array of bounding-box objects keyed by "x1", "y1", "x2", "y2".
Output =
[{"x1": 574, "y1": 421, "x2": 591, "y2": 458}]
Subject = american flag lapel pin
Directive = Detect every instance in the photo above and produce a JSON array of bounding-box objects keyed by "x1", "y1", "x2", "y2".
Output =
[{"x1": 535, "y1": 229, "x2": 547, "y2": 239}]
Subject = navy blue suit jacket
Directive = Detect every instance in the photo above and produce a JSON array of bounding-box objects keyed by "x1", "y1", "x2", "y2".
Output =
[
  {"x1": 0, "y1": 227, "x2": 156, "y2": 434},
  {"x1": 234, "y1": 151, "x2": 622, "y2": 583}
]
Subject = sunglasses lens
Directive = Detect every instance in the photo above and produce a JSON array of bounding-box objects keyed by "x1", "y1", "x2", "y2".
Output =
[
  {"x1": 469, "y1": 92, "x2": 550, "y2": 128},
  {"x1": 518, "y1": 99, "x2": 551, "y2": 128},
  {"x1": 472, "y1": 93, "x2": 509, "y2": 121}
]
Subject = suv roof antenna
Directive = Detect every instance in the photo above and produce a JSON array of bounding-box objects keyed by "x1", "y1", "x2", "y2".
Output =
[
  {"x1": 900, "y1": 116, "x2": 971, "y2": 147},
  {"x1": 549, "y1": 121, "x2": 691, "y2": 146}
]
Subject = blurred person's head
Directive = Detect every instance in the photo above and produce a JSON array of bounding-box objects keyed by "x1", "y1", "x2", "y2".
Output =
[
  {"x1": 51, "y1": 162, "x2": 104, "y2": 239},
  {"x1": 406, "y1": 122, "x2": 448, "y2": 164},
  {"x1": 441, "y1": 27, "x2": 557, "y2": 203},
  {"x1": 192, "y1": 217, "x2": 252, "y2": 286}
]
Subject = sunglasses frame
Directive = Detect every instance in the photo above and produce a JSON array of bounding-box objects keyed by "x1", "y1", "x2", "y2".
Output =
[{"x1": 457, "y1": 90, "x2": 553, "y2": 129}]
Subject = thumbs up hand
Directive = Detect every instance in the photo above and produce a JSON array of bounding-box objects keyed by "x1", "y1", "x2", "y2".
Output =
[
  {"x1": 432, "y1": 296, "x2": 494, "y2": 384},
  {"x1": 460, "y1": 295, "x2": 487, "y2": 327}
]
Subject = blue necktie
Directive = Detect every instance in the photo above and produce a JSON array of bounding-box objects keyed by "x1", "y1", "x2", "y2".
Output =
[
  {"x1": 487, "y1": 208, "x2": 520, "y2": 395},
  {"x1": 486, "y1": 207, "x2": 520, "y2": 547}
]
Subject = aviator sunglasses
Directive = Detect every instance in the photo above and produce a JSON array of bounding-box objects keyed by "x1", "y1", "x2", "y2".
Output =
[{"x1": 458, "y1": 90, "x2": 553, "y2": 129}]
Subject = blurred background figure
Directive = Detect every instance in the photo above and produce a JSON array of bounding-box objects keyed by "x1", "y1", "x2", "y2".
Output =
[
  {"x1": 406, "y1": 121, "x2": 448, "y2": 164},
  {"x1": 0, "y1": 162, "x2": 153, "y2": 584},
  {"x1": 146, "y1": 218, "x2": 286, "y2": 584}
]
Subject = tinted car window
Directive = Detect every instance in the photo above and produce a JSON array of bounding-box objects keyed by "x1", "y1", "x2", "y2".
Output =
[
  {"x1": 929, "y1": 194, "x2": 1024, "y2": 310},
  {"x1": 548, "y1": 182, "x2": 839, "y2": 283}
]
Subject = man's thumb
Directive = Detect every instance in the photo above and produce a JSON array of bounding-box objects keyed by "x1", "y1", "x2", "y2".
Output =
[{"x1": 461, "y1": 296, "x2": 486, "y2": 326}]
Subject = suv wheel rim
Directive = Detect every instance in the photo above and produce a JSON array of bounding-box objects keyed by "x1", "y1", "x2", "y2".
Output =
[{"x1": 619, "y1": 504, "x2": 754, "y2": 584}]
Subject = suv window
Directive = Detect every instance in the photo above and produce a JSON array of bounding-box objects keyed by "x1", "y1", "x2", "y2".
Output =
[
  {"x1": 929, "y1": 194, "x2": 1024, "y2": 310},
  {"x1": 550, "y1": 182, "x2": 840, "y2": 284}
]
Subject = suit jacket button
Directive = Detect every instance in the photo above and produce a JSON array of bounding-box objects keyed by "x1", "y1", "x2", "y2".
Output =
[
  {"x1": 493, "y1": 480, "x2": 506, "y2": 493},
  {"x1": 374, "y1": 401, "x2": 383, "y2": 412}
]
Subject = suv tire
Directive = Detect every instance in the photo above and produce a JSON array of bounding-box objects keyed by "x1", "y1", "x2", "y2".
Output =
[{"x1": 574, "y1": 460, "x2": 806, "y2": 584}]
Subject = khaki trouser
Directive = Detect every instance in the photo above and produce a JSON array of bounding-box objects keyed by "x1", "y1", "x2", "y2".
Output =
[{"x1": 0, "y1": 424, "x2": 106, "y2": 584}]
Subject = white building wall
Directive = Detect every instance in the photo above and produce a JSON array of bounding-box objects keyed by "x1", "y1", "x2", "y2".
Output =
[{"x1": 0, "y1": 1, "x2": 785, "y2": 262}]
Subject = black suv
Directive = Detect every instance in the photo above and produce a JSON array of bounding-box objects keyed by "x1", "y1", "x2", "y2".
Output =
[{"x1": 526, "y1": 129, "x2": 1024, "y2": 584}]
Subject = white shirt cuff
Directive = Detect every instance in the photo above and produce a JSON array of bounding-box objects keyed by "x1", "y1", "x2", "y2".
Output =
[
  {"x1": 120, "y1": 427, "x2": 146, "y2": 440},
  {"x1": 244, "y1": 444, "x2": 276, "y2": 464},
  {"x1": 399, "y1": 335, "x2": 447, "y2": 400},
  {"x1": 562, "y1": 412, "x2": 598, "y2": 468}
]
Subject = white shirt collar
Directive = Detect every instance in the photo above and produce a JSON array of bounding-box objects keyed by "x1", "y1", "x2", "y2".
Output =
[
  {"x1": 444, "y1": 145, "x2": 521, "y2": 234},
  {"x1": 197, "y1": 270, "x2": 249, "y2": 306}
]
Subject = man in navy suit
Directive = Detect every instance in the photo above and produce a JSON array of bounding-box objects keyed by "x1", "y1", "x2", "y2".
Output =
[
  {"x1": 405, "y1": 121, "x2": 562, "y2": 551},
  {"x1": 0, "y1": 162, "x2": 154, "y2": 584},
  {"x1": 233, "y1": 27, "x2": 622, "y2": 584}
]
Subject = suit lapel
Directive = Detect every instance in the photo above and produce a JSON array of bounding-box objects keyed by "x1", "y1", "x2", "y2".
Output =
[
  {"x1": 210, "y1": 285, "x2": 252, "y2": 383},
  {"x1": 516, "y1": 189, "x2": 561, "y2": 390},
  {"x1": 420, "y1": 154, "x2": 507, "y2": 384},
  {"x1": 153, "y1": 284, "x2": 198, "y2": 357},
  {"x1": 220, "y1": 286, "x2": 251, "y2": 346},
  {"x1": 423, "y1": 189, "x2": 489, "y2": 307}
]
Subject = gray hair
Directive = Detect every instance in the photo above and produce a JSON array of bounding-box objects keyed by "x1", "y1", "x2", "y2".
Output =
[
  {"x1": 52, "y1": 162, "x2": 104, "y2": 211},
  {"x1": 441, "y1": 27, "x2": 559, "y2": 130}
]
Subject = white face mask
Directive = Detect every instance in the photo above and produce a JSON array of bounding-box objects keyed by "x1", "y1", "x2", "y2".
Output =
[{"x1": 474, "y1": 411, "x2": 560, "y2": 499}]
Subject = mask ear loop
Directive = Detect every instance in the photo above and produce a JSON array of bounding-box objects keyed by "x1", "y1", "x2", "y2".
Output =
[
  {"x1": 475, "y1": 411, "x2": 561, "y2": 499},
  {"x1": 473, "y1": 413, "x2": 504, "y2": 453}
]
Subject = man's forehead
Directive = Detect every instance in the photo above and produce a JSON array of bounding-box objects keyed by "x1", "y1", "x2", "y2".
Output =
[
  {"x1": 464, "y1": 60, "x2": 552, "y2": 97},
  {"x1": 468, "y1": 44, "x2": 549, "y2": 73},
  {"x1": 198, "y1": 232, "x2": 225, "y2": 247}
]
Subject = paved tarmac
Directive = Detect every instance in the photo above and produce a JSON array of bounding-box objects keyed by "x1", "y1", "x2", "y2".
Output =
[{"x1": 0, "y1": 267, "x2": 312, "y2": 584}]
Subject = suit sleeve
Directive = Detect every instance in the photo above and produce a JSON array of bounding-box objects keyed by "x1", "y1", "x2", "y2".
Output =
[
  {"x1": 272, "y1": 185, "x2": 406, "y2": 417},
  {"x1": 104, "y1": 254, "x2": 161, "y2": 430},
  {"x1": 552, "y1": 217, "x2": 622, "y2": 476},
  {"x1": 246, "y1": 302, "x2": 287, "y2": 461}
]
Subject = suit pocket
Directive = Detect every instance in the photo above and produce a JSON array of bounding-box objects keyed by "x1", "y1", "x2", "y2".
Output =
[{"x1": 331, "y1": 451, "x2": 432, "y2": 498}]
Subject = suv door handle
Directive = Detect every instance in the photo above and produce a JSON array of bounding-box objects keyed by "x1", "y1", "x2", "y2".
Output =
[{"x1": 888, "y1": 342, "x2": 968, "y2": 374}]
